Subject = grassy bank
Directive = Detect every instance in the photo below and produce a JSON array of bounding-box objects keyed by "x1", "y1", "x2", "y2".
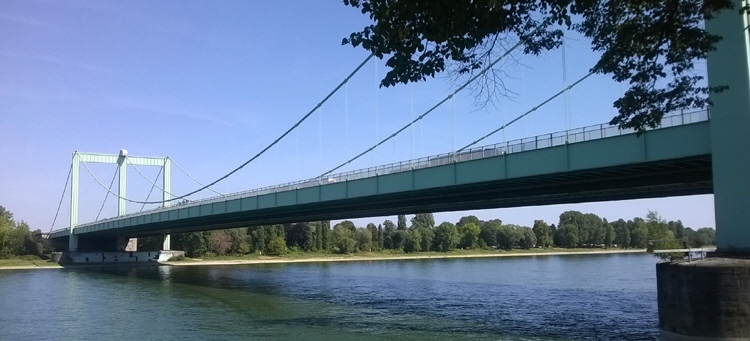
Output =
[
  {"x1": 0, "y1": 256, "x2": 62, "y2": 270},
  {"x1": 167, "y1": 248, "x2": 647, "y2": 266}
]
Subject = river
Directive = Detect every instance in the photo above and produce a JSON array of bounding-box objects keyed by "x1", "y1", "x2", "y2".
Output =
[{"x1": 0, "y1": 253, "x2": 659, "y2": 340}]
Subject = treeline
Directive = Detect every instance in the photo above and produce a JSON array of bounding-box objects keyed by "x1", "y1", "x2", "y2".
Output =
[
  {"x1": 0, "y1": 206, "x2": 51, "y2": 258},
  {"x1": 143, "y1": 210, "x2": 716, "y2": 258}
]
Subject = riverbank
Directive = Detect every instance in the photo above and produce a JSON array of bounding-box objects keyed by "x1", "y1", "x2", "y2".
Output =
[
  {"x1": 0, "y1": 257, "x2": 62, "y2": 270},
  {"x1": 166, "y1": 248, "x2": 647, "y2": 267},
  {"x1": 0, "y1": 248, "x2": 647, "y2": 270}
]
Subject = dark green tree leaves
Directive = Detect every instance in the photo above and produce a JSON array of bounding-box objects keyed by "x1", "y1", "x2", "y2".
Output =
[{"x1": 342, "y1": 0, "x2": 736, "y2": 132}]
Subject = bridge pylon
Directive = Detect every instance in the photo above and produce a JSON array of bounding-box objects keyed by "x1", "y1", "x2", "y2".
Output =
[
  {"x1": 657, "y1": 2, "x2": 750, "y2": 340},
  {"x1": 68, "y1": 149, "x2": 172, "y2": 252}
]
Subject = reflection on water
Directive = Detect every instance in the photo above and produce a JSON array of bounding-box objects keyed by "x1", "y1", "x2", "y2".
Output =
[{"x1": 0, "y1": 253, "x2": 659, "y2": 340}]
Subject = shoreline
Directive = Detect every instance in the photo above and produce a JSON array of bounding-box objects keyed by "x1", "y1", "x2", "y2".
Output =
[
  {"x1": 0, "y1": 249, "x2": 647, "y2": 270},
  {"x1": 167, "y1": 249, "x2": 647, "y2": 267}
]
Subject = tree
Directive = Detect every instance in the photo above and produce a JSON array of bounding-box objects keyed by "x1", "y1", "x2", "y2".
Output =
[
  {"x1": 496, "y1": 224, "x2": 523, "y2": 250},
  {"x1": 519, "y1": 227, "x2": 537, "y2": 249},
  {"x1": 226, "y1": 228, "x2": 249, "y2": 254},
  {"x1": 556, "y1": 223, "x2": 579, "y2": 248},
  {"x1": 366, "y1": 223, "x2": 381, "y2": 251},
  {"x1": 376, "y1": 224, "x2": 385, "y2": 250},
  {"x1": 458, "y1": 222, "x2": 481, "y2": 249},
  {"x1": 691, "y1": 227, "x2": 716, "y2": 247},
  {"x1": 382, "y1": 219, "x2": 396, "y2": 249},
  {"x1": 267, "y1": 236, "x2": 287, "y2": 255},
  {"x1": 247, "y1": 226, "x2": 267, "y2": 253},
  {"x1": 32, "y1": 229, "x2": 53, "y2": 255},
  {"x1": 0, "y1": 213, "x2": 12, "y2": 257},
  {"x1": 532, "y1": 220, "x2": 553, "y2": 248},
  {"x1": 285, "y1": 222, "x2": 312, "y2": 251},
  {"x1": 582, "y1": 213, "x2": 604, "y2": 246},
  {"x1": 480, "y1": 219, "x2": 502, "y2": 248},
  {"x1": 403, "y1": 229, "x2": 422, "y2": 253},
  {"x1": 628, "y1": 218, "x2": 649, "y2": 249},
  {"x1": 456, "y1": 215, "x2": 481, "y2": 229},
  {"x1": 174, "y1": 231, "x2": 209, "y2": 257},
  {"x1": 342, "y1": 0, "x2": 737, "y2": 132},
  {"x1": 668, "y1": 220, "x2": 686, "y2": 241},
  {"x1": 331, "y1": 225, "x2": 357, "y2": 254},
  {"x1": 138, "y1": 235, "x2": 164, "y2": 251},
  {"x1": 603, "y1": 219, "x2": 615, "y2": 249},
  {"x1": 410, "y1": 213, "x2": 435, "y2": 230},
  {"x1": 611, "y1": 219, "x2": 630, "y2": 249},
  {"x1": 335, "y1": 220, "x2": 357, "y2": 235},
  {"x1": 208, "y1": 230, "x2": 233, "y2": 256},
  {"x1": 397, "y1": 215, "x2": 408, "y2": 230},
  {"x1": 356, "y1": 228, "x2": 373, "y2": 252},
  {"x1": 321, "y1": 220, "x2": 331, "y2": 252},
  {"x1": 418, "y1": 227, "x2": 435, "y2": 252},
  {"x1": 433, "y1": 222, "x2": 459, "y2": 252},
  {"x1": 645, "y1": 211, "x2": 675, "y2": 244},
  {"x1": 391, "y1": 230, "x2": 406, "y2": 250}
]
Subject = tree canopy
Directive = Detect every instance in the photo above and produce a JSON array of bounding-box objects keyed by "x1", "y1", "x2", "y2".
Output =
[{"x1": 342, "y1": 0, "x2": 741, "y2": 131}]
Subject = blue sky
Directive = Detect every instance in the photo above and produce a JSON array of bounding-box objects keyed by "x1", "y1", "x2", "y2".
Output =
[{"x1": 0, "y1": 0, "x2": 715, "y2": 232}]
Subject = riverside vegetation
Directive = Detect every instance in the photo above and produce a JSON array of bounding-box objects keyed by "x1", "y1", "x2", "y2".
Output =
[
  {"x1": 0, "y1": 206, "x2": 53, "y2": 266},
  {"x1": 138, "y1": 210, "x2": 716, "y2": 259},
  {"x1": 0, "y1": 204, "x2": 716, "y2": 263}
]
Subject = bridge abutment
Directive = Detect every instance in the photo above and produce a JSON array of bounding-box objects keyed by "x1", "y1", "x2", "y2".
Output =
[{"x1": 658, "y1": 2, "x2": 750, "y2": 340}]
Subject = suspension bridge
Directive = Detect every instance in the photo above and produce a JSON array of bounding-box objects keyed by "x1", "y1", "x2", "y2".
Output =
[
  {"x1": 36, "y1": 5, "x2": 750, "y2": 341},
  {"x1": 46, "y1": 8, "x2": 746, "y2": 260},
  {"x1": 48, "y1": 108, "x2": 711, "y2": 252}
]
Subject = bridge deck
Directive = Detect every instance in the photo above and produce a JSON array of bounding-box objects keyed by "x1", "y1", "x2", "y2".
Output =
[{"x1": 50, "y1": 111, "x2": 711, "y2": 240}]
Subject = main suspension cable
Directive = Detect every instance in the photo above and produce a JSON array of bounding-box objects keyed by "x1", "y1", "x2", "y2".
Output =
[
  {"x1": 95, "y1": 166, "x2": 119, "y2": 221},
  {"x1": 140, "y1": 166, "x2": 163, "y2": 212},
  {"x1": 126, "y1": 156, "x2": 177, "y2": 197},
  {"x1": 48, "y1": 161, "x2": 73, "y2": 235},
  {"x1": 318, "y1": 19, "x2": 553, "y2": 178},
  {"x1": 81, "y1": 54, "x2": 374, "y2": 204},
  {"x1": 457, "y1": 71, "x2": 594, "y2": 153},
  {"x1": 171, "y1": 158, "x2": 223, "y2": 196}
]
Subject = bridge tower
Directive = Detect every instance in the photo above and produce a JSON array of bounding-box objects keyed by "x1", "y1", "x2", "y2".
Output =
[
  {"x1": 707, "y1": 2, "x2": 750, "y2": 254},
  {"x1": 657, "y1": 2, "x2": 750, "y2": 340},
  {"x1": 68, "y1": 149, "x2": 172, "y2": 252}
]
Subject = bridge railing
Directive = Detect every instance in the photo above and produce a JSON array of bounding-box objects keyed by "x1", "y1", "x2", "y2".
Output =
[
  {"x1": 192, "y1": 109, "x2": 711, "y2": 199},
  {"x1": 54, "y1": 108, "x2": 708, "y2": 233}
]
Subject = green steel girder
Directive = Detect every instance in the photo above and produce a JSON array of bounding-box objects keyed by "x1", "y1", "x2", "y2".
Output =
[{"x1": 52, "y1": 121, "x2": 712, "y2": 240}]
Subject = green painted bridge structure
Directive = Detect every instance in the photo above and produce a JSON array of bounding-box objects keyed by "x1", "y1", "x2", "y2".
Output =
[
  {"x1": 50, "y1": 111, "x2": 713, "y2": 251},
  {"x1": 50, "y1": 1, "x2": 750, "y2": 256}
]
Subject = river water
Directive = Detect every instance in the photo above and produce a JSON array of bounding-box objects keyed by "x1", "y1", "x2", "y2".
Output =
[{"x1": 0, "y1": 253, "x2": 659, "y2": 340}]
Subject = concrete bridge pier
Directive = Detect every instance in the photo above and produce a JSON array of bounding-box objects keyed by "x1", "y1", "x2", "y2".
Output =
[
  {"x1": 116, "y1": 235, "x2": 138, "y2": 252},
  {"x1": 657, "y1": 2, "x2": 750, "y2": 340},
  {"x1": 162, "y1": 234, "x2": 171, "y2": 251}
]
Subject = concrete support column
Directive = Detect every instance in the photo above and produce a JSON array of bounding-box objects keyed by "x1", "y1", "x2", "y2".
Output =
[
  {"x1": 117, "y1": 149, "x2": 127, "y2": 217},
  {"x1": 707, "y1": 0, "x2": 750, "y2": 252},
  {"x1": 162, "y1": 234, "x2": 171, "y2": 251},
  {"x1": 116, "y1": 150, "x2": 137, "y2": 250},
  {"x1": 116, "y1": 235, "x2": 137, "y2": 252},
  {"x1": 162, "y1": 157, "x2": 171, "y2": 251},
  {"x1": 657, "y1": 3, "x2": 750, "y2": 340},
  {"x1": 68, "y1": 151, "x2": 80, "y2": 252}
]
